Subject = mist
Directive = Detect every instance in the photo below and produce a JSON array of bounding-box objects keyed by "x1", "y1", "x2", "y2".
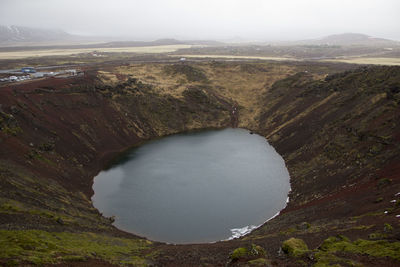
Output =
[{"x1": 0, "y1": 0, "x2": 399, "y2": 41}]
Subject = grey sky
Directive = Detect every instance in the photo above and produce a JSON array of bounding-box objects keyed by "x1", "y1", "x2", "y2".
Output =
[{"x1": 0, "y1": 0, "x2": 399, "y2": 41}]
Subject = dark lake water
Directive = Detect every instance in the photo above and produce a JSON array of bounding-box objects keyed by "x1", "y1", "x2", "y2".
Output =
[{"x1": 92, "y1": 128, "x2": 290, "y2": 244}]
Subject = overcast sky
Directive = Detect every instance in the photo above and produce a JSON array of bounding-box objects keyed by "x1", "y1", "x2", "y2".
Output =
[{"x1": 0, "y1": 0, "x2": 399, "y2": 41}]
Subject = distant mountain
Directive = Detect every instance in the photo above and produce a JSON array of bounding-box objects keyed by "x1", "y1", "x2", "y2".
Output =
[
  {"x1": 0, "y1": 25, "x2": 224, "y2": 48},
  {"x1": 0, "y1": 25, "x2": 75, "y2": 44},
  {"x1": 299, "y1": 33, "x2": 400, "y2": 46}
]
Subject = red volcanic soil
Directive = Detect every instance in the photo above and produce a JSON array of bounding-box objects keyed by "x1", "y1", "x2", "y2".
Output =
[
  {"x1": 0, "y1": 74, "x2": 143, "y2": 196},
  {"x1": 0, "y1": 64, "x2": 400, "y2": 266}
]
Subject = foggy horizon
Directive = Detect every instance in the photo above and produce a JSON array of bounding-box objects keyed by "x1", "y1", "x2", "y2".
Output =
[{"x1": 0, "y1": 0, "x2": 399, "y2": 42}]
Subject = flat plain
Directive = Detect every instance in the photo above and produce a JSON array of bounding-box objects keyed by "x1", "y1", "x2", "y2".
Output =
[{"x1": 0, "y1": 44, "x2": 193, "y2": 59}]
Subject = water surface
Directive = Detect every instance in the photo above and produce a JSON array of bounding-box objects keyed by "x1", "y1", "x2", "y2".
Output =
[{"x1": 92, "y1": 128, "x2": 290, "y2": 244}]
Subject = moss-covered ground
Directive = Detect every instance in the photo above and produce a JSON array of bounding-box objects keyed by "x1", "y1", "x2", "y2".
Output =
[{"x1": 0, "y1": 230, "x2": 153, "y2": 266}]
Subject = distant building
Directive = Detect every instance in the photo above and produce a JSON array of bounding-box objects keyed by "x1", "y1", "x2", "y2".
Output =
[
  {"x1": 43, "y1": 72, "x2": 56, "y2": 77},
  {"x1": 32, "y1": 72, "x2": 44, "y2": 78},
  {"x1": 65, "y1": 69, "x2": 77, "y2": 76},
  {"x1": 21, "y1": 67, "x2": 36, "y2": 73}
]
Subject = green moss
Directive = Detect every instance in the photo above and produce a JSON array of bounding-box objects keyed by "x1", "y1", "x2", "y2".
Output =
[
  {"x1": 0, "y1": 203, "x2": 22, "y2": 212},
  {"x1": 383, "y1": 223, "x2": 393, "y2": 232},
  {"x1": 280, "y1": 227, "x2": 297, "y2": 235},
  {"x1": 350, "y1": 225, "x2": 373, "y2": 230},
  {"x1": 250, "y1": 244, "x2": 266, "y2": 257},
  {"x1": 230, "y1": 244, "x2": 266, "y2": 261},
  {"x1": 0, "y1": 200, "x2": 77, "y2": 225},
  {"x1": 0, "y1": 230, "x2": 152, "y2": 266},
  {"x1": 368, "y1": 232, "x2": 386, "y2": 240},
  {"x1": 26, "y1": 150, "x2": 54, "y2": 166},
  {"x1": 319, "y1": 235, "x2": 350, "y2": 251},
  {"x1": 314, "y1": 235, "x2": 400, "y2": 266},
  {"x1": 231, "y1": 247, "x2": 249, "y2": 260},
  {"x1": 314, "y1": 250, "x2": 362, "y2": 267},
  {"x1": 351, "y1": 211, "x2": 382, "y2": 220},
  {"x1": 352, "y1": 239, "x2": 400, "y2": 260},
  {"x1": 313, "y1": 252, "x2": 359, "y2": 267},
  {"x1": 1, "y1": 126, "x2": 22, "y2": 136},
  {"x1": 247, "y1": 258, "x2": 271, "y2": 266},
  {"x1": 282, "y1": 238, "x2": 309, "y2": 257}
]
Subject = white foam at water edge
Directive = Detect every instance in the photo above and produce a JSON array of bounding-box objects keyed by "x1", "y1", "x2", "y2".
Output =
[
  {"x1": 217, "y1": 186, "x2": 291, "y2": 243},
  {"x1": 224, "y1": 196, "x2": 291, "y2": 241},
  {"x1": 228, "y1": 225, "x2": 258, "y2": 240}
]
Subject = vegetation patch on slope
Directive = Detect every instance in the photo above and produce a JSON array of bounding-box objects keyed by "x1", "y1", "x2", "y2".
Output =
[{"x1": 0, "y1": 230, "x2": 152, "y2": 266}]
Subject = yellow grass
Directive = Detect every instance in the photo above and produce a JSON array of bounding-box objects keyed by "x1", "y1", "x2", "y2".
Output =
[
  {"x1": 111, "y1": 62, "x2": 297, "y2": 128},
  {"x1": 115, "y1": 64, "x2": 189, "y2": 98},
  {"x1": 97, "y1": 71, "x2": 120, "y2": 85},
  {"x1": 323, "y1": 57, "x2": 400, "y2": 66},
  {"x1": 174, "y1": 55, "x2": 400, "y2": 66},
  {"x1": 0, "y1": 45, "x2": 193, "y2": 59},
  {"x1": 171, "y1": 54, "x2": 299, "y2": 61},
  {"x1": 199, "y1": 63, "x2": 296, "y2": 128}
]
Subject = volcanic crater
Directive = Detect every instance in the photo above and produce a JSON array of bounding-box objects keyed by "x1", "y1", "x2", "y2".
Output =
[{"x1": 0, "y1": 61, "x2": 400, "y2": 266}]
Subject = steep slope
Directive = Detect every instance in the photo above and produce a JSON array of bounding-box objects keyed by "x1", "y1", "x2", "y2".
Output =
[
  {"x1": 0, "y1": 25, "x2": 73, "y2": 44},
  {"x1": 150, "y1": 64, "x2": 400, "y2": 266},
  {"x1": 0, "y1": 62, "x2": 399, "y2": 266},
  {"x1": 0, "y1": 68, "x2": 234, "y2": 264}
]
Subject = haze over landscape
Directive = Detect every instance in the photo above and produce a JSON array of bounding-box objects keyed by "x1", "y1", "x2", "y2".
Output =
[
  {"x1": 1, "y1": 0, "x2": 400, "y2": 266},
  {"x1": 0, "y1": 0, "x2": 399, "y2": 41}
]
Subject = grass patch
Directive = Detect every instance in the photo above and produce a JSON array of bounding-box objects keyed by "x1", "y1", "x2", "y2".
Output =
[
  {"x1": 247, "y1": 258, "x2": 271, "y2": 266},
  {"x1": 230, "y1": 244, "x2": 266, "y2": 261},
  {"x1": 1, "y1": 126, "x2": 22, "y2": 136},
  {"x1": 0, "y1": 230, "x2": 152, "y2": 266},
  {"x1": 231, "y1": 247, "x2": 249, "y2": 261},
  {"x1": 282, "y1": 238, "x2": 309, "y2": 257},
  {"x1": 313, "y1": 235, "x2": 400, "y2": 266},
  {"x1": 0, "y1": 199, "x2": 75, "y2": 225},
  {"x1": 164, "y1": 64, "x2": 208, "y2": 83}
]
